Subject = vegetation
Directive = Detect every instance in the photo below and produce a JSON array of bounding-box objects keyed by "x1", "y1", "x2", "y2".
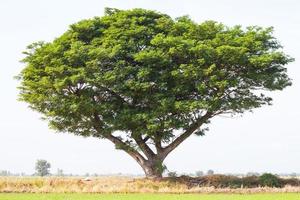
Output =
[
  {"x1": 207, "y1": 170, "x2": 214, "y2": 175},
  {"x1": 169, "y1": 174, "x2": 300, "y2": 189},
  {"x1": 195, "y1": 171, "x2": 204, "y2": 176},
  {"x1": 259, "y1": 173, "x2": 282, "y2": 187},
  {"x1": 0, "y1": 175, "x2": 299, "y2": 193},
  {"x1": 35, "y1": 159, "x2": 51, "y2": 176},
  {"x1": 18, "y1": 8, "x2": 293, "y2": 178},
  {"x1": 0, "y1": 193, "x2": 299, "y2": 200}
]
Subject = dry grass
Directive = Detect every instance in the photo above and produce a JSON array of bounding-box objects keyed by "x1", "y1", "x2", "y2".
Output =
[{"x1": 0, "y1": 176, "x2": 300, "y2": 194}]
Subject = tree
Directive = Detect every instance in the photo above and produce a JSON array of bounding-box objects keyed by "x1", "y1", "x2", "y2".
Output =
[
  {"x1": 0, "y1": 170, "x2": 11, "y2": 176},
  {"x1": 259, "y1": 173, "x2": 282, "y2": 187},
  {"x1": 18, "y1": 8, "x2": 293, "y2": 178},
  {"x1": 290, "y1": 172, "x2": 297, "y2": 178},
  {"x1": 195, "y1": 170, "x2": 204, "y2": 177},
  {"x1": 207, "y1": 169, "x2": 214, "y2": 175},
  {"x1": 56, "y1": 168, "x2": 64, "y2": 176},
  {"x1": 35, "y1": 159, "x2": 51, "y2": 176}
]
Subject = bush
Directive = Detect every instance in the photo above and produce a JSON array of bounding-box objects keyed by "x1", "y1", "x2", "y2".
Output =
[
  {"x1": 241, "y1": 176, "x2": 260, "y2": 188},
  {"x1": 282, "y1": 178, "x2": 300, "y2": 186},
  {"x1": 259, "y1": 173, "x2": 283, "y2": 187},
  {"x1": 165, "y1": 173, "x2": 296, "y2": 188},
  {"x1": 204, "y1": 175, "x2": 242, "y2": 188},
  {"x1": 225, "y1": 176, "x2": 243, "y2": 188}
]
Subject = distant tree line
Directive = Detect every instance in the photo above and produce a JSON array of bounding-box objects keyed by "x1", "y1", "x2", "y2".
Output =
[{"x1": 0, "y1": 159, "x2": 299, "y2": 178}]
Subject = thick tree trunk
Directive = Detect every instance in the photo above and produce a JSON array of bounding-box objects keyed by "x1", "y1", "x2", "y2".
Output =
[
  {"x1": 94, "y1": 111, "x2": 213, "y2": 179},
  {"x1": 140, "y1": 160, "x2": 163, "y2": 178},
  {"x1": 94, "y1": 106, "x2": 214, "y2": 178}
]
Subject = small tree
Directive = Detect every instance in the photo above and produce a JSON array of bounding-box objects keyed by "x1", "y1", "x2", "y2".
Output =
[
  {"x1": 18, "y1": 8, "x2": 293, "y2": 178},
  {"x1": 35, "y1": 159, "x2": 51, "y2": 176},
  {"x1": 290, "y1": 173, "x2": 297, "y2": 178},
  {"x1": 56, "y1": 168, "x2": 64, "y2": 176},
  {"x1": 195, "y1": 170, "x2": 204, "y2": 177},
  {"x1": 207, "y1": 169, "x2": 214, "y2": 175},
  {"x1": 0, "y1": 170, "x2": 11, "y2": 176},
  {"x1": 259, "y1": 173, "x2": 282, "y2": 187}
]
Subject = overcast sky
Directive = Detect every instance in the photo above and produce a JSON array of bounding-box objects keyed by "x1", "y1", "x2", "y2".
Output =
[{"x1": 0, "y1": 0, "x2": 299, "y2": 175}]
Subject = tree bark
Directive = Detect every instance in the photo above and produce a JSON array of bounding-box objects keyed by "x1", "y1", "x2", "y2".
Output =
[{"x1": 140, "y1": 159, "x2": 163, "y2": 178}]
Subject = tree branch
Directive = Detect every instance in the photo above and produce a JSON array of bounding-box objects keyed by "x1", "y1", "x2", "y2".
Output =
[
  {"x1": 133, "y1": 135, "x2": 156, "y2": 160},
  {"x1": 143, "y1": 135, "x2": 150, "y2": 143},
  {"x1": 98, "y1": 85, "x2": 133, "y2": 105},
  {"x1": 161, "y1": 111, "x2": 213, "y2": 159},
  {"x1": 105, "y1": 134, "x2": 146, "y2": 165},
  {"x1": 92, "y1": 113, "x2": 146, "y2": 165},
  {"x1": 155, "y1": 139, "x2": 164, "y2": 157}
]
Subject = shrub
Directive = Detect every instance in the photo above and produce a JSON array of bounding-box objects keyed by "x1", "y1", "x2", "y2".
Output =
[
  {"x1": 259, "y1": 173, "x2": 283, "y2": 187},
  {"x1": 225, "y1": 176, "x2": 243, "y2": 188},
  {"x1": 165, "y1": 173, "x2": 294, "y2": 188},
  {"x1": 282, "y1": 178, "x2": 300, "y2": 186},
  {"x1": 241, "y1": 176, "x2": 260, "y2": 188},
  {"x1": 204, "y1": 175, "x2": 242, "y2": 188}
]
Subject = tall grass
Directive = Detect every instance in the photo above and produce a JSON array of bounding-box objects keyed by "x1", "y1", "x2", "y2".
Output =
[
  {"x1": 0, "y1": 177, "x2": 300, "y2": 193},
  {"x1": 0, "y1": 193, "x2": 300, "y2": 200}
]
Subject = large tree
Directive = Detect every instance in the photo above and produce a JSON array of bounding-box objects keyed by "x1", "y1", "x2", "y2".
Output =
[{"x1": 18, "y1": 8, "x2": 293, "y2": 178}]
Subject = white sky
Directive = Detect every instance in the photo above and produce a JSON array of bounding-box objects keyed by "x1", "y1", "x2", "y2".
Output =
[{"x1": 0, "y1": 0, "x2": 299, "y2": 175}]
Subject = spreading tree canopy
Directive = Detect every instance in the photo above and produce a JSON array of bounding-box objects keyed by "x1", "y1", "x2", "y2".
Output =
[{"x1": 18, "y1": 8, "x2": 293, "y2": 178}]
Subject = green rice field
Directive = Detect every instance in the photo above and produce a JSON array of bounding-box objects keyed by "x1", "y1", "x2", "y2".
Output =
[{"x1": 0, "y1": 193, "x2": 299, "y2": 200}]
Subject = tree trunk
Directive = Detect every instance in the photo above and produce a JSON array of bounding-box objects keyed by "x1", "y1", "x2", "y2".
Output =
[
  {"x1": 95, "y1": 111, "x2": 213, "y2": 179},
  {"x1": 140, "y1": 160, "x2": 163, "y2": 179},
  {"x1": 94, "y1": 109, "x2": 213, "y2": 179}
]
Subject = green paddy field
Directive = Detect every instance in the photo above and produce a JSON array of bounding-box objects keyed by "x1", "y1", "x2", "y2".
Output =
[{"x1": 0, "y1": 193, "x2": 299, "y2": 200}]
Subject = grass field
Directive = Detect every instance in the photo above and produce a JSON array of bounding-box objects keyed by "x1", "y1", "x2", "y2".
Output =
[
  {"x1": 1, "y1": 177, "x2": 300, "y2": 193},
  {"x1": 0, "y1": 193, "x2": 299, "y2": 200}
]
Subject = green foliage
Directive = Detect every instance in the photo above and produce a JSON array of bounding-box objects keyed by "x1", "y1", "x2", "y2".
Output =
[
  {"x1": 259, "y1": 173, "x2": 283, "y2": 187},
  {"x1": 242, "y1": 176, "x2": 260, "y2": 188},
  {"x1": 154, "y1": 161, "x2": 167, "y2": 175},
  {"x1": 18, "y1": 8, "x2": 293, "y2": 171},
  {"x1": 35, "y1": 160, "x2": 51, "y2": 177}
]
